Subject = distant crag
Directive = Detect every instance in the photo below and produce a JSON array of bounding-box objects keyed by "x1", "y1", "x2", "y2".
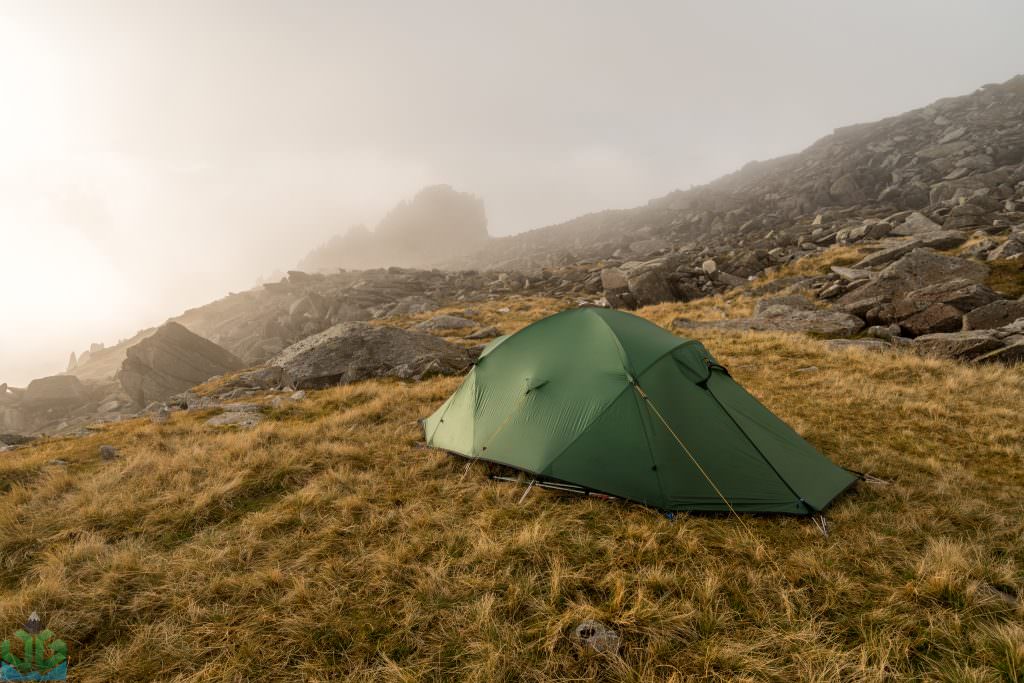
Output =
[{"x1": 300, "y1": 184, "x2": 489, "y2": 271}]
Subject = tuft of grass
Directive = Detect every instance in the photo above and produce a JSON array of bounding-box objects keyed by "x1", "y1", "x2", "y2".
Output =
[
  {"x1": 986, "y1": 259, "x2": 1024, "y2": 299},
  {"x1": 0, "y1": 299, "x2": 1021, "y2": 681}
]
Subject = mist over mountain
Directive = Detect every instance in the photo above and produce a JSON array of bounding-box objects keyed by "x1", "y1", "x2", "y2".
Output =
[{"x1": 298, "y1": 185, "x2": 489, "y2": 271}]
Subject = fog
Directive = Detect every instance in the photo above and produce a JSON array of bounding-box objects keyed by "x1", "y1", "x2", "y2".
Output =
[{"x1": 1, "y1": 0, "x2": 1023, "y2": 385}]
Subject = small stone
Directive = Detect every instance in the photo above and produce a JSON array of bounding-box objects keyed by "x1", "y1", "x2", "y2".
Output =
[
  {"x1": 206, "y1": 412, "x2": 264, "y2": 428},
  {"x1": 99, "y1": 445, "x2": 118, "y2": 460},
  {"x1": 574, "y1": 620, "x2": 620, "y2": 655},
  {"x1": 290, "y1": 390, "x2": 307, "y2": 401},
  {"x1": 701, "y1": 259, "x2": 717, "y2": 274},
  {"x1": 865, "y1": 324, "x2": 901, "y2": 340},
  {"x1": 465, "y1": 326, "x2": 501, "y2": 340}
]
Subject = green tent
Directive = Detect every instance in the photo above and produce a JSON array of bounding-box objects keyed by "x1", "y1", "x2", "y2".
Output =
[{"x1": 424, "y1": 308, "x2": 857, "y2": 515}]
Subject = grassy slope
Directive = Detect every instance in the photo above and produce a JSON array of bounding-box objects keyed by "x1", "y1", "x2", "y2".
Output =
[{"x1": 0, "y1": 296, "x2": 1022, "y2": 682}]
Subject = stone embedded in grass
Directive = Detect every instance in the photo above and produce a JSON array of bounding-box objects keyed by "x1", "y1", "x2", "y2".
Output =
[
  {"x1": 465, "y1": 326, "x2": 500, "y2": 340},
  {"x1": 414, "y1": 315, "x2": 476, "y2": 331},
  {"x1": 99, "y1": 445, "x2": 118, "y2": 460},
  {"x1": 206, "y1": 412, "x2": 264, "y2": 428},
  {"x1": 574, "y1": 620, "x2": 620, "y2": 655}
]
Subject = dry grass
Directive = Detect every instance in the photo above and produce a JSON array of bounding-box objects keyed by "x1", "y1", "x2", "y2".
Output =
[
  {"x1": 1, "y1": 298, "x2": 1022, "y2": 681},
  {"x1": 986, "y1": 260, "x2": 1024, "y2": 299}
]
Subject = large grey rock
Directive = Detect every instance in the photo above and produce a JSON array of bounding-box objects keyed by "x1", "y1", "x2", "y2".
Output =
[
  {"x1": 840, "y1": 249, "x2": 989, "y2": 306},
  {"x1": 629, "y1": 238, "x2": 670, "y2": 256},
  {"x1": 973, "y1": 342, "x2": 1024, "y2": 364},
  {"x1": 902, "y1": 279, "x2": 1000, "y2": 313},
  {"x1": 465, "y1": 326, "x2": 501, "y2": 340},
  {"x1": 899, "y1": 303, "x2": 963, "y2": 336},
  {"x1": 753, "y1": 296, "x2": 815, "y2": 316},
  {"x1": 854, "y1": 242, "x2": 920, "y2": 269},
  {"x1": 600, "y1": 267, "x2": 628, "y2": 292},
  {"x1": 831, "y1": 266, "x2": 874, "y2": 282},
  {"x1": 120, "y1": 322, "x2": 245, "y2": 406},
  {"x1": 913, "y1": 330, "x2": 1003, "y2": 360},
  {"x1": 916, "y1": 230, "x2": 970, "y2": 251},
  {"x1": 24, "y1": 375, "x2": 87, "y2": 407},
  {"x1": 962, "y1": 300, "x2": 1024, "y2": 330},
  {"x1": 271, "y1": 322, "x2": 473, "y2": 389},
  {"x1": 893, "y1": 211, "x2": 942, "y2": 235},
  {"x1": 627, "y1": 270, "x2": 675, "y2": 306},
  {"x1": 675, "y1": 304, "x2": 863, "y2": 338},
  {"x1": 829, "y1": 174, "x2": 865, "y2": 203},
  {"x1": 987, "y1": 237, "x2": 1024, "y2": 261},
  {"x1": 386, "y1": 296, "x2": 439, "y2": 317}
]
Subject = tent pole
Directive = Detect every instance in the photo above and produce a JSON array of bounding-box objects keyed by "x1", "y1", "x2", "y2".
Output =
[{"x1": 518, "y1": 479, "x2": 536, "y2": 504}]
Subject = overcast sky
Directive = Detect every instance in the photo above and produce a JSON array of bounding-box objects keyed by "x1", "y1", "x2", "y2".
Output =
[{"x1": 1, "y1": 0, "x2": 1023, "y2": 385}]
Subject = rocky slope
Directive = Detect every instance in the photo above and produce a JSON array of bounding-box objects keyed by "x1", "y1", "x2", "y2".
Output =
[
  {"x1": 454, "y1": 75, "x2": 1024, "y2": 274},
  {"x1": 4, "y1": 75, "x2": 1023, "y2": 439}
]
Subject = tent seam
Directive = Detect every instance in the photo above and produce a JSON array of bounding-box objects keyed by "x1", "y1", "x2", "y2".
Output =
[{"x1": 701, "y1": 372, "x2": 808, "y2": 511}]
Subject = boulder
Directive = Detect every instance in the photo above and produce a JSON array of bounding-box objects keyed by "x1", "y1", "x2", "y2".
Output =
[
  {"x1": 465, "y1": 326, "x2": 501, "y2": 340},
  {"x1": 0, "y1": 433, "x2": 34, "y2": 446},
  {"x1": 600, "y1": 267, "x2": 628, "y2": 292},
  {"x1": 962, "y1": 300, "x2": 1024, "y2": 330},
  {"x1": 899, "y1": 303, "x2": 963, "y2": 336},
  {"x1": 837, "y1": 220, "x2": 891, "y2": 244},
  {"x1": 901, "y1": 279, "x2": 1000, "y2": 313},
  {"x1": 386, "y1": 296, "x2": 439, "y2": 317},
  {"x1": 414, "y1": 315, "x2": 477, "y2": 331},
  {"x1": 987, "y1": 237, "x2": 1024, "y2": 261},
  {"x1": 675, "y1": 305, "x2": 863, "y2": 338},
  {"x1": 629, "y1": 238, "x2": 670, "y2": 256},
  {"x1": 829, "y1": 174, "x2": 865, "y2": 204},
  {"x1": 840, "y1": 249, "x2": 989, "y2": 306},
  {"x1": 973, "y1": 342, "x2": 1024, "y2": 364},
  {"x1": 831, "y1": 266, "x2": 874, "y2": 282},
  {"x1": 24, "y1": 375, "x2": 87, "y2": 407},
  {"x1": 270, "y1": 322, "x2": 473, "y2": 389},
  {"x1": 893, "y1": 211, "x2": 942, "y2": 235},
  {"x1": 913, "y1": 330, "x2": 1003, "y2": 360},
  {"x1": 853, "y1": 232, "x2": 967, "y2": 269},
  {"x1": 627, "y1": 270, "x2": 675, "y2": 307},
  {"x1": 854, "y1": 242, "x2": 920, "y2": 269},
  {"x1": 753, "y1": 296, "x2": 815, "y2": 316},
  {"x1": 119, "y1": 322, "x2": 246, "y2": 406}
]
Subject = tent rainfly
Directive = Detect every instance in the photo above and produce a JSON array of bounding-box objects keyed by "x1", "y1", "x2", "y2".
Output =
[{"x1": 423, "y1": 308, "x2": 857, "y2": 514}]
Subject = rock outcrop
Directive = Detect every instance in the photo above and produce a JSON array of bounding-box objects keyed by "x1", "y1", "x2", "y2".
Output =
[
  {"x1": 24, "y1": 375, "x2": 87, "y2": 407},
  {"x1": 299, "y1": 185, "x2": 489, "y2": 271},
  {"x1": 119, "y1": 322, "x2": 245, "y2": 406},
  {"x1": 270, "y1": 322, "x2": 474, "y2": 390},
  {"x1": 675, "y1": 300, "x2": 864, "y2": 338}
]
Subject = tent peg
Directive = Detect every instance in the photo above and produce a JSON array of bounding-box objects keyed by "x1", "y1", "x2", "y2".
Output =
[
  {"x1": 811, "y1": 514, "x2": 829, "y2": 538},
  {"x1": 518, "y1": 479, "x2": 537, "y2": 504}
]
